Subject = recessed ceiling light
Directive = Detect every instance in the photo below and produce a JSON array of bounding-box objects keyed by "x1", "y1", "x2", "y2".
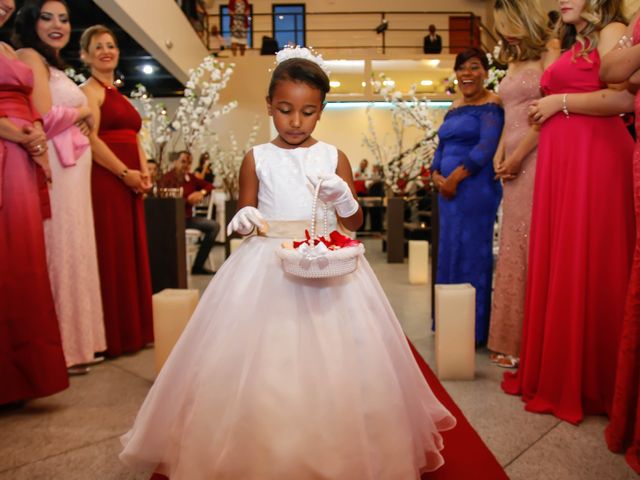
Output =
[
  {"x1": 329, "y1": 80, "x2": 341, "y2": 88},
  {"x1": 425, "y1": 59, "x2": 441, "y2": 67},
  {"x1": 142, "y1": 65, "x2": 154, "y2": 75},
  {"x1": 420, "y1": 80, "x2": 433, "y2": 86},
  {"x1": 361, "y1": 81, "x2": 366, "y2": 87},
  {"x1": 383, "y1": 79, "x2": 395, "y2": 86}
]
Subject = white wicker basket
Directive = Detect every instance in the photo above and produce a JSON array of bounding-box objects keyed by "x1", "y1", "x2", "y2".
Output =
[{"x1": 276, "y1": 180, "x2": 364, "y2": 279}]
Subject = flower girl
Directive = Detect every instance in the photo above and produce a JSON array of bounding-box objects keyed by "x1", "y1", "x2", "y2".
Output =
[{"x1": 120, "y1": 47, "x2": 456, "y2": 479}]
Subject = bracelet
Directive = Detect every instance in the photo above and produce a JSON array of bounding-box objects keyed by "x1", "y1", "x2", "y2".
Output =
[
  {"x1": 562, "y1": 94, "x2": 569, "y2": 117},
  {"x1": 119, "y1": 168, "x2": 129, "y2": 180}
]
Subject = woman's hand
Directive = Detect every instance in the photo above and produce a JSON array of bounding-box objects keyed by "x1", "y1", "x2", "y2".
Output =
[
  {"x1": 20, "y1": 124, "x2": 48, "y2": 156},
  {"x1": 32, "y1": 152, "x2": 52, "y2": 184},
  {"x1": 528, "y1": 95, "x2": 562, "y2": 124},
  {"x1": 432, "y1": 171, "x2": 446, "y2": 191},
  {"x1": 439, "y1": 175, "x2": 459, "y2": 199},
  {"x1": 495, "y1": 154, "x2": 522, "y2": 181},
  {"x1": 122, "y1": 169, "x2": 145, "y2": 193},
  {"x1": 139, "y1": 167, "x2": 152, "y2": 192}
]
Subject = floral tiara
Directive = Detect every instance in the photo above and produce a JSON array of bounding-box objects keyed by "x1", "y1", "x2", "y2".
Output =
[{"x1": 275, "y1": 45, "x2": 331, "y2": 76}]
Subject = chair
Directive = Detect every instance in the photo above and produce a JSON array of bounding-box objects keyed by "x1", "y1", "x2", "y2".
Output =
[{"x1": 185, "y1": 193, "x2": 217, "y2": 272}]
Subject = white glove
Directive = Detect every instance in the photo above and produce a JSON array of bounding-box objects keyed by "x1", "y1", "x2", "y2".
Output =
[
  {"x1": 226, "y1": 206, "x2": 266, "y2": 236},
  {"x1": 307, "y1": 173, "x2": 359, "y2": 218}
]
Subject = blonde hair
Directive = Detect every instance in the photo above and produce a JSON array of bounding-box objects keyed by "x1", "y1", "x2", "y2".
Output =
[
  {"x1": 79, "y1": 24, "x2": 118, "y2": 53},
  {"x1": 558, "y1": 0, "x2": 626, "y2": 56},
  {"x1": 493, "y1": 0, "x2": 551, "y2": 63}
]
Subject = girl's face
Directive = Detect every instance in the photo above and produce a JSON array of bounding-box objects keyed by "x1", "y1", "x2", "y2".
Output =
[
  {"x1": 267, "y1": 79, "x2": 324, "y2": 148},
  {"x1": 558, "y1": 0, "x2": 587, "y2": 30},
  {"x1": 0, "y1": 0, "x2": 16, "y2": 28},
  {"x1": 454, "y1": 57, "x2": 488, "y2": 99},
  {"x1": 37, "y1": 1, "x2": 71, "y2": 52},
  {"x1": 82, "y1": 32, "x2": 119, "y2": 72}
]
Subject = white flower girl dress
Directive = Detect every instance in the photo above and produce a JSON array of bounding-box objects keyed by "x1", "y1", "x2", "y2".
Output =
[{"x1": 120, "y1": 141, "x2": 456, "y2": 479}]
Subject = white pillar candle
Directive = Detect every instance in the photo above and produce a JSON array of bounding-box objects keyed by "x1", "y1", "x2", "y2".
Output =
[
  {"x1": 434, "y1": 283, "x2": 476, "y2": 380},
  {"x1": 152, "y1": 289, "x2": 200, "y2": 374},
  {"x1": 409, "y1": 240, "x2": 429, "y2": 285},
  {"x1": 230, "y1": 238, "x2": 244, "y2": 254}
]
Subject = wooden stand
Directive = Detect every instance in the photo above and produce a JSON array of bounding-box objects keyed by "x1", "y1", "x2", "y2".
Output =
[{"x1": 144, "y1": 197, "x2": 187, "y2": 294}]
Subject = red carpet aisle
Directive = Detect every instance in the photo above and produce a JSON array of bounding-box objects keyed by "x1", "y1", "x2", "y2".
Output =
[{"x1": 149, "y1": 342, "x2": 507, "y2": 480}]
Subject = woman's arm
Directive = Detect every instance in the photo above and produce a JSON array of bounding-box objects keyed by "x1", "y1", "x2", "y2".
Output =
[
  {"x1": 600, "y1": 12, "x2": 640, "y2": 83},
  {"x1": 137, "y1": 135, "x2": 152, "y2": 191},
  {"x1": 335, "y1": 149, "x2": 363, "y2": 231},
  {"x1": 81, "y1": 81, "x2": 144, "y2": 191},
  {"x1": 529, "y1": 87, "x2": 634, "y2": 122},
  {"x1": 237, "y1": 149, "x2": 259, "y2": 209},
  {"x1": 16, "y1": 49, "x2": 52, "y2": 116}
]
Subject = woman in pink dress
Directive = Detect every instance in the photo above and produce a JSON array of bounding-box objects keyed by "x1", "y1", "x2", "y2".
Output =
[
  {"x1": 0, "y1": 0, "x2": 68, "y2": 404},
  {"x1": 13, "y1": 0, "x2": 106, "y2": 373},
  {"x1": 600, "y1": 9, "x2": 640, "y2": 474},
  {"x1": 80, "y1": 25, "x2": 154, "y2": 357},
  {"x1": 503, "y1": 0, "x2": 635, "y2": 425},
  {"x1": 488, "y1": 0, "x2": 559, "y2": 369}
]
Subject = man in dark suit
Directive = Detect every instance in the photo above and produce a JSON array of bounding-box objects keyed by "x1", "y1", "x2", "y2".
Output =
[{"x1": 423, "y1": 24, "x2": 442, "y2": 54}]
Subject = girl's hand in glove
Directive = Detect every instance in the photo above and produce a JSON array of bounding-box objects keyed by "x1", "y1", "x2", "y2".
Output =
[
  {"x1": 227, "y1": 206, "x2": 267, "y2": 236},
  {"x1": 307, "y1": 173, "x2": 359, "y2": 218}
]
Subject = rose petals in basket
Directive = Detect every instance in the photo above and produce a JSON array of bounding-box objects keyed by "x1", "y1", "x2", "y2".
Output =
[{"x1": 276, "y1": 241, "x2": 365, "y2": 279}]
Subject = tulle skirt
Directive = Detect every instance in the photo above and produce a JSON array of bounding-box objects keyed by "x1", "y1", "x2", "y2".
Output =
[{"x1": 120, "y1": 235, "x2": 456, "y2": 479}]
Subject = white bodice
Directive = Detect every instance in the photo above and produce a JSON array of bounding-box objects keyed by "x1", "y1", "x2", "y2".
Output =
[
  {"x1": 254, "y1": 141, "x2": 339, "y2": 229},
  {"x1": 49, "y1": 68, "x2": 87, "y2": 108}
]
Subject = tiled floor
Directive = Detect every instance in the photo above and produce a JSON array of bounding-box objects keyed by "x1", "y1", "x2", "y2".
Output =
[{"x1": 0, "y1": 239, "x2": 635, "y2": 480}]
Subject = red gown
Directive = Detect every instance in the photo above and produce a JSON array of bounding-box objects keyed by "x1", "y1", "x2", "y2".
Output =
[
  {"x1": 604, "y1": 20, "x2": 640, "y2": 474},
  {"x1": 0, "y1": 55, "x2": 68, "y2": 403},
  {"x1": 502, "y1": 46, "x2": 635, "y2": 424},
  {"x1": 91, "y1": 78, "x2": 153, "y2": 356}
]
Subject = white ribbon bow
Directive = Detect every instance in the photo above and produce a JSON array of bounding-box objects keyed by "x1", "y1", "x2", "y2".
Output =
[{"x1": 297, "y1": 242, "x2": 330, "y2": 270}]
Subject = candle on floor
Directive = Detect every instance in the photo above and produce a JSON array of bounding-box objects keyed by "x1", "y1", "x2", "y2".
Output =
[
  {"x1": 230, "y1": 238, "x2": 244, "y2": 254},
  {"x1": 409, "y1": 240, "x2": 429, "y2": 285},
  {"x1": 152, "y1": 289, "x2": 200, "y2": 373},
  {"x1": 434, "y1": 283, "x2": 475, "y2": 380}
]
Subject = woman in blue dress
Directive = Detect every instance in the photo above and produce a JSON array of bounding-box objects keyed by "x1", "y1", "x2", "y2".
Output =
[{"x1": 431, "y1": 48, "x2": 504, "y2": 344}]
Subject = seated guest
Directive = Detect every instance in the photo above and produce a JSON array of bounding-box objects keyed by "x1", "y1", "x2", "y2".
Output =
[
  {"x1": 161, "y1": 151, "x2": 220, "y2": 275},
  {"x1": 353, "y1": 158, "x2": 370, "y2": 196},
  {"x1": 423, "y1": 24, "x2": 443, "y2": 54}
]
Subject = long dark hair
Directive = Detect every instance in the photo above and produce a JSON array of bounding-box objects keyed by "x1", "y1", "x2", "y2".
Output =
[{"x1": 12, "y1": 0, "x2": 69, "y2": 70}]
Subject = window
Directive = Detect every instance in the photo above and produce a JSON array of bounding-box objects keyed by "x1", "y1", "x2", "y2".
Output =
[
  {"x1": 219, "y1": 4, "x2": 254, "y2": 48},
  {"x1": 272, "y1": 4, "x2": 305, "y2": 49}
]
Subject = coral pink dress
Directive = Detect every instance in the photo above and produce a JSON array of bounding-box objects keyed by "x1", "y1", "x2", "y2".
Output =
[
  {"x1": 488, "y1": 68, "x2": 541, "y2": 358},
  {"x1": 502, "y1": 46, "x2": 635, "y2": 424},
  {"x1": 604, "y1": 19, "x2": 640, "y2": 474},
  {"x1": 91, "y1": 78, "x2": 153, "y2": 357},
  {"x1": 0, "y1": 54, "x2": 68, "y2": 403},
  {"x1": 120, "y1": 141, "x2": 456, "y2": 479},
  {"x1": 43, "y1": 68, "x2": 105, "y2": 367}
]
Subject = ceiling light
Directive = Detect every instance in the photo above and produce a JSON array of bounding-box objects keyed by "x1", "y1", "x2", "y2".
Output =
[
  {"x1": 329, "y1": 80, "x2": 341, "y2": 88},
  {"x1": 278, "y1": 15, "x2": 284, "y2": 20},
  {"x1": 142, "y1": 65, "x2": 154, "y2": 75},
  {"x1": 383, "y1": 79, "x2": 395, "y2": 86},
  {"x1": 361, "y1": 81, "x2": 366, "y2": 87},
  {"x1": 420, "y1": 80, "x2": 433, "y2": 86},
  {"x1": 425, "y1": 59, "x2": 440, "y2": 67}
]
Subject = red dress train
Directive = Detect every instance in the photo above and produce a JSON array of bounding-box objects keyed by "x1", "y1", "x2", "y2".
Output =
[
  {"x1": 0, "y1": 55, "x2": 68, "y2": 403},
  {"x1": 91, "y1": 79, "x2": 153, "y2": 356},
  {"x1": 604, "y1": 20, "x2": 640, "y2": 473}
]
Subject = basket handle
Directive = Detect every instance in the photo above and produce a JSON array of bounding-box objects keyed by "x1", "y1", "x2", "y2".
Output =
[{"x1": 310, "y1": 179, "x2": 328, "y2": 240}]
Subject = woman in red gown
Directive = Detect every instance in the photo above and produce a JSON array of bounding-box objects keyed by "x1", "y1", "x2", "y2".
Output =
[
  {"x1": 0, "y1": 0, "x2": 68, "y2": 404},
  {"x1": 80, "y1": 25, "x2": 153, "y2": 357},
  {"x1": 600, "y1": 10, "x2": 640, "y2": 474},
  {"x1": 502, "y1": 1, "x2": 635, "y2": 425}
]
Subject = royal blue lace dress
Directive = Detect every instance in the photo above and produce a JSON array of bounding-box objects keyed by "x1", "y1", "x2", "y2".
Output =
[{"x1": 432, "y1": 103, "x2": 504, "y2": 344}]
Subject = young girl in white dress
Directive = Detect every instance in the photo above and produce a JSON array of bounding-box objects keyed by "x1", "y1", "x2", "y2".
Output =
[{"x1": 120, "y1": 47, "x2": 456, "y2": 480}]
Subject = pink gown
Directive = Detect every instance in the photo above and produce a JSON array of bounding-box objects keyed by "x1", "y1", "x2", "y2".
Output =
[
  {"x1": 502, "y1": 46, "x2": 635, "y2": 424},
  {"x1": 604, "y1": 18, "x2": 640, "y2": 474},
  {"x1": 488, "y1": 68, "x2": 541, "y2": 358},
  {"x1": 0, "y1": 54, "x2": 68, "y2": 403},
  {"x1": 43, "y1": 67, "x2": 105, "y2": 367}
]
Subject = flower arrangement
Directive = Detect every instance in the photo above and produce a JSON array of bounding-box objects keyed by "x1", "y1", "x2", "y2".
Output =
[
  {"x1": 362, "y1": 74, "x2": 438, "y2": 195},
  {"x1": 130, "y1": 84, "x2": 171, "y2": 162}
]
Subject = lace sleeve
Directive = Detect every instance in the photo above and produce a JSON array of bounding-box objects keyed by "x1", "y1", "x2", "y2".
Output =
[{"x1": 463, "y1": 105, "x2": 504, "y2": 175}]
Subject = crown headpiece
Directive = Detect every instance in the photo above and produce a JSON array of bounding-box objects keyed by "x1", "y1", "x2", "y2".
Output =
[{"x1": 275, "y1": 45, "x2": 331, "y2": 76}]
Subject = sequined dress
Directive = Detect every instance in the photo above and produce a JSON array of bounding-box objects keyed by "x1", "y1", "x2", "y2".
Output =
[{"x1": 488, "y1": 68, "x2": 541, "y2": 358}]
